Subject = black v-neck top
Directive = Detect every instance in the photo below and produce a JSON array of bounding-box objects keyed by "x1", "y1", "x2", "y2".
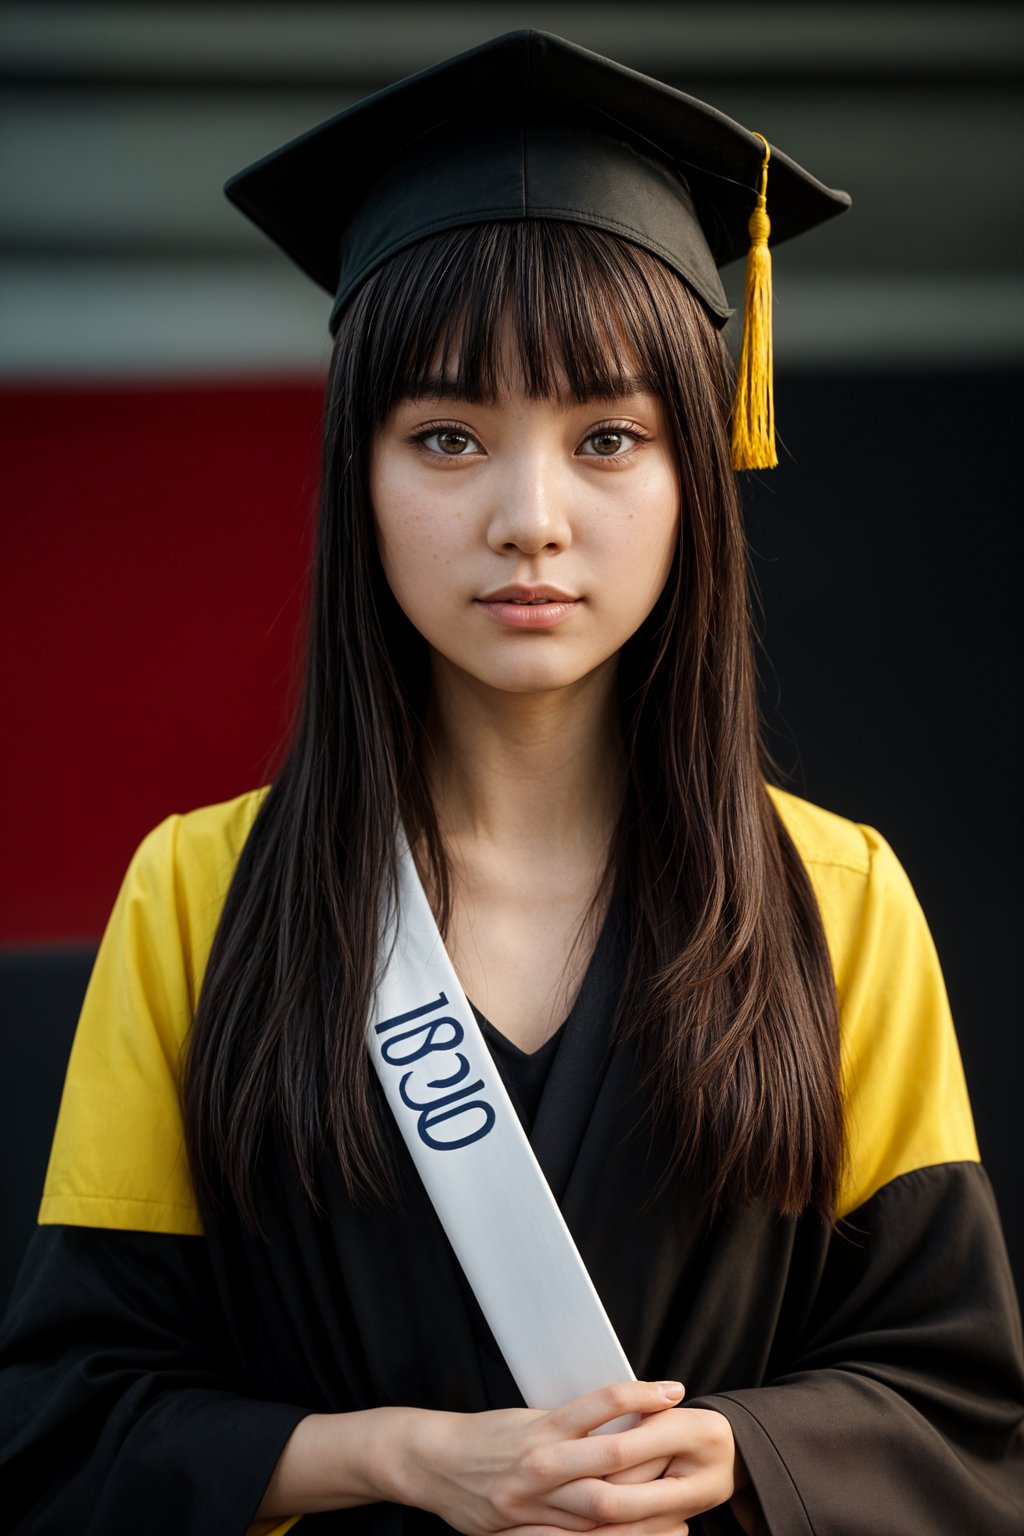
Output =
[
  {"x1": 472, "y1": 1013, "x2": 564, "y2": 1130},
  {"x1": 469, "y1": 892, "x2": 624, "y2": 1132}
]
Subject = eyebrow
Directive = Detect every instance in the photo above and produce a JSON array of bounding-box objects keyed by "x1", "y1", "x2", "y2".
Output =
[{"x1": 395, "y1": 372, "x2": 657, "y2": 404}]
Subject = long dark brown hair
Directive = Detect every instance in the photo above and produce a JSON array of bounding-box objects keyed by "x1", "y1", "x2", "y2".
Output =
[{"x1": 184, "y1": 220, "x2": 843, "y2": 1230}]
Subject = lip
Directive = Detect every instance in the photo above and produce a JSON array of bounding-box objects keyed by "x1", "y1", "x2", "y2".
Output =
[
  {"x1": 474, "y1": 585, "x2": 582, "y2": 631},
  {"x1": 477, "y1": 583, "x2": 580, "y2": 603}
]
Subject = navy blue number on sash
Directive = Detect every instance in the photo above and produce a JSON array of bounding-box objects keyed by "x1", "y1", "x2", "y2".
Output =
[{"x1": 375, "y1": 992, "x2": 497, "y2": 1150}]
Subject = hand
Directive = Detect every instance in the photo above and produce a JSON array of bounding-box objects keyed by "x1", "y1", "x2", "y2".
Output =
[
  {"x1": 605, "y1": 1406, "x2": 755, "y2": 1535},
  {"x1": 257, "y1": 1387, "x2": 754, "y2": 1534},
  {"x1": 572, "y1": 1406, "x2": 750, "y2": 1534},
  {"x1": 393, "y1": 1380, "x2": 690, "y2": 1536},
  {"x1": 655, "y1": 1409, "x2": 753, "y2": 1532}
]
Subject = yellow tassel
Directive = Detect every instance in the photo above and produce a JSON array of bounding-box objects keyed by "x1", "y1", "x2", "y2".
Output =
[{"x1": 731, "y1": 133, "x2": 778, "y2": 471}]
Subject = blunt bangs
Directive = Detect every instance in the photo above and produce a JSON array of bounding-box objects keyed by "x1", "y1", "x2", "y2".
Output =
[{"x1": 337, "y1": 220, "x2": 722, "y2": 423}]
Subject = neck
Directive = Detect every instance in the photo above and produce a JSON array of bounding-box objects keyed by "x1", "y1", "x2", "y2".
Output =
[{"x1": 423, "y1": 654, "x2": 624, "y2": 857}]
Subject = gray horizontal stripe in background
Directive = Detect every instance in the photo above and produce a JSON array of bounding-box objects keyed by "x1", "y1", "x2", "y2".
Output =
[
  {"x1": 4, "y1": 266, "x2": 1020, "y2": 377},
  {"x1": 1, "y1": 2, "x2": 1022, "y2": 375},
  {"x1": 3, "y1": 3, "x2": 1023, "y2": 78}
]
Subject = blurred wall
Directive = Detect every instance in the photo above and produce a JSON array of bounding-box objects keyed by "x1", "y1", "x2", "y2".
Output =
[
  {"x1": 2, "y1": 3, "x2": 1021, "y2": 1299},
  {"x1": 3, "y1": 2, "x2": 1022, "y2": 374}
]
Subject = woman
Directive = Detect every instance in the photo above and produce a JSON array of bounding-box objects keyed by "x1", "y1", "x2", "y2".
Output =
[{"x1": 1, "y1": 31, "x2": 1021, "y2": 1536}]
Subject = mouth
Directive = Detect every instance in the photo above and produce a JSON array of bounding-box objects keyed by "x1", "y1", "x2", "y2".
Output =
[
  {"x1": 474, "y1": 587, "x2": 581, "y2": 630},
  {"x1": 477, "y1": 584, "x2": 580, "y2": 605}
]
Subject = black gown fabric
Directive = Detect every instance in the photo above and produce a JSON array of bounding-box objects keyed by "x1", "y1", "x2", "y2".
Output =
[
  {"x1": 1, "y1": 788, "x2": 1022, "y2": 1535},
  {"x1": 473, "y1": 1011, "x2": 565, "y2": 1132}
]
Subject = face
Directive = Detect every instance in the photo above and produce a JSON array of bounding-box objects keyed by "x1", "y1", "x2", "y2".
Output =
[{"x1": 369, "y1": 380, "x2": 680, "y2": 699}]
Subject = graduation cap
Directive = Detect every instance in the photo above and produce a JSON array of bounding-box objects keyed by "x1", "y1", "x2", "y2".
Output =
[{"x1": 225, "y1": 30, "x2": 850, "y2": 470}]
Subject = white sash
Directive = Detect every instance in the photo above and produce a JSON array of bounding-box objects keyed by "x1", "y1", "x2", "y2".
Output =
[{"x1": 368, "y1": 833, "x2": 636, "y2": 1422}]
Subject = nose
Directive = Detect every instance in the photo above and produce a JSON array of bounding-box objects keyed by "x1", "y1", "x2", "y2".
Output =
[{"x1": 485, "y1": 455, "x2": 572, "y2": 556}]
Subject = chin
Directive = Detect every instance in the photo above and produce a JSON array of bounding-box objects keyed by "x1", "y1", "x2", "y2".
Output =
[{"x1": 460, "y1": 652, "x2": 615, "y2": 696}]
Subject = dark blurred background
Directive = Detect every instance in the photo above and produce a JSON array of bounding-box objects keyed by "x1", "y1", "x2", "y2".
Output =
[{"x1": 2, "y1": 2, "x2": 1021, "y2": 1308}]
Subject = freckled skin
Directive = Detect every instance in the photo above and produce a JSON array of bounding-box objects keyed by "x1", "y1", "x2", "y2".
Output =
[{"x1": 370, "y1": 390, "x2": 680, "y2": 697}]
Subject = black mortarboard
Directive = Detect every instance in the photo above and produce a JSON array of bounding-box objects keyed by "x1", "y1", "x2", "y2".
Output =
[{"x1": 224, "y1": 30, "x2": 851, "y2": 469}]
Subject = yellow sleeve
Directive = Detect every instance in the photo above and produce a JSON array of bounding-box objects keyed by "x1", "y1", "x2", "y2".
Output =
[
  {"x1": 830, "y1": 823, "x2": 979, "y2": 1217},
  {"x1": 769, "y1": 787, "x2": 980, "y2": 1218},
  {"x1": 39, "y1": 788, "x2": 268, "y2": 1235}
]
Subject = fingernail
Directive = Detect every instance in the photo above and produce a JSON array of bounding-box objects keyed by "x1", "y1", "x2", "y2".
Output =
[{"x1": 657, "y1": 1381, "x2": 684, "y2": 1398}]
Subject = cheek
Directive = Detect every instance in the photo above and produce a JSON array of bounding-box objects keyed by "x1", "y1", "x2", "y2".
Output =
[
  {"x1": 381, "y1": 515, "x2": 464, "y2": 606},
  {"x1": 611, "y1": 465, "x2": 680, "y2": 590},
  {"x1": 372, "y1": 462, "x2": 442, "y2": 587},
  {"x1": 370, "y1": 464, "x2": 470, "y2": 647}
]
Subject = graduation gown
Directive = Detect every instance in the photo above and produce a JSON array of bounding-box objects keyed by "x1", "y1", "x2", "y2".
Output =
[{"x1": 1, "y1": 784, "x2": 1021, "y2": 1535}]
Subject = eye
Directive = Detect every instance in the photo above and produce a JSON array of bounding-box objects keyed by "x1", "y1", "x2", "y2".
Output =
[
  {"x1": 577, "y1": 422, "x2": 649, "y2": 460},
  {"x1": 412, "y1": 423, "x2": 484, "y2": 457}
]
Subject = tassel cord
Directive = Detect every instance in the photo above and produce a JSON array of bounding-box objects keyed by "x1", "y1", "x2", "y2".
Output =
[{"x1": 731, "y1": 134, "x2": 778, "y2": 472}]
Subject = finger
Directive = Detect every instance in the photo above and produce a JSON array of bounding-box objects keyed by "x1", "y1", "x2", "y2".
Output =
[
  {"x1": 499, "y1": 1526, "x2": 596, "y2": 1536},
  {"x1": 584, "y1": 1517, "x2": 689, "y2": 1536},
  {"x1": 502, "y1": 1518, "x2": 684, "y2": 1536},
  {"x1": 506, "y1": 1517, "x2": 684, "y2": 1536},
  {"x1": 542, "y1": 1407, "x2": 688, "y2": 1483},
  {"x1": 545, "y1": 1382, "x2": 684, "y2": 1441},
  {"x1": 604, "y1": 1455, "x2": 673, "y2": 1484},
  {"x1": 503, "y1": 1524, "x2": 682, "y2": 1536},
  {"x1": 513, "y1": 1510, "x2": 597, "y2": 1534},
  {"x1": 552, "y1": 1470, "x2": 721, "y2": 1526}
]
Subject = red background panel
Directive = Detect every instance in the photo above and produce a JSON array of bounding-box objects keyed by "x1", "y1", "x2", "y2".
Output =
[{"x1": 2, "y1": 378, "x2": 324, "y2": 943}]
